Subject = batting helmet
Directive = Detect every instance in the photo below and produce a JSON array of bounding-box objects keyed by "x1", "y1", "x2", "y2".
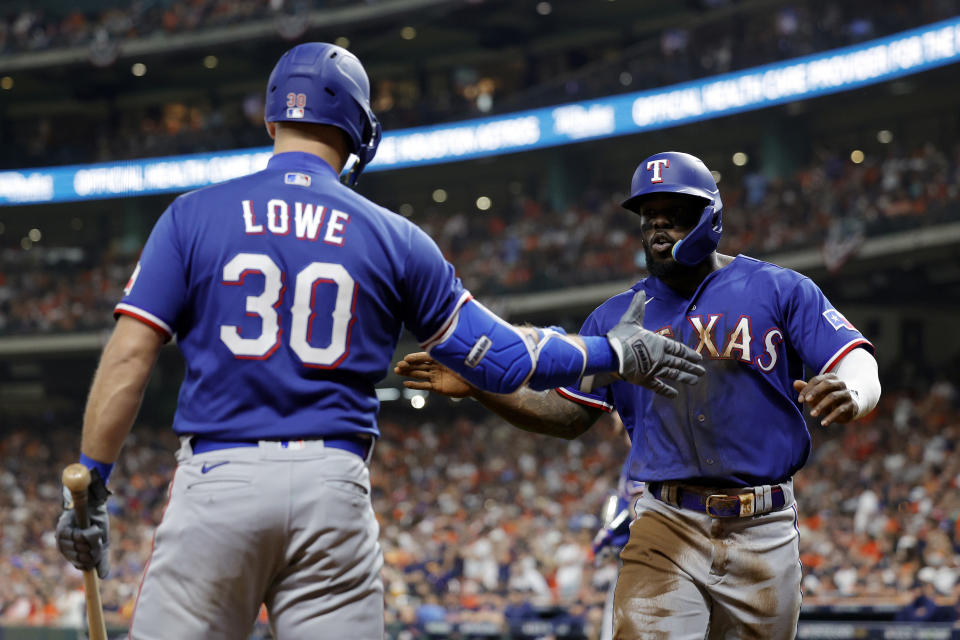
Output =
[
  {"x1": 622, "y1": 151, "x2": 723, "y2": 266},
  {"x1": 265, "y1": 43, "x2": 381, "y2": 185}
]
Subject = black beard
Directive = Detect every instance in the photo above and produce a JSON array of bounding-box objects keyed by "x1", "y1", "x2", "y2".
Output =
[{"x1": 643, "y1": 241, "x2": 700, "y2": 280}]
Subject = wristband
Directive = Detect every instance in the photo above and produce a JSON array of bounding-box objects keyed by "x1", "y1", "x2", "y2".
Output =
[
  {"x1": 79, "y1": 453, "x2": 114, "y2": 485},
  {"x1": 583, "y1": 336, "x2": 617, "y2": 375}
]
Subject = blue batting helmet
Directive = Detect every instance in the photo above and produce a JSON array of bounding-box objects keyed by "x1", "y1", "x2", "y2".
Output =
[
  {"x1": 622, "y1": 151, "x2": 723, "y2": 266},
  {"x1": 265, "y1": 43, "x2": 381, "y2": 185}
]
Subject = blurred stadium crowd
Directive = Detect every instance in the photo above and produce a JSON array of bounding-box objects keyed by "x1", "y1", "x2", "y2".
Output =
[
  {"x1": 0, "y1": 0, "x2": 317, "y2": 56},
  {"x1": 2, "y1": 376, "x2": 959, "y2": 634},
  {"x1": 2, "y1": 0, "x2": 960, "y2": 636},
  {"x1": 1, "y1": 140, "x2": 957, "y2": 335},
  {"x1": 3, "y1": 0, "x2": 958, "y2": 169},
  {"x1": 1, "y1": 0, "x2": 946, "y2": 60}
]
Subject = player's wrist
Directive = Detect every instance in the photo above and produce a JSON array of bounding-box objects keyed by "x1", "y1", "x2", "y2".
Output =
[
  {"x1": 582, "y1": 336, "x2": 617, "y2": 375},
  {"x1": 848, "y1": 388, "x2": 866, "y2": 418},
  {"x1": 79, "y1": 453, "x2": 115, "y2": 485}
]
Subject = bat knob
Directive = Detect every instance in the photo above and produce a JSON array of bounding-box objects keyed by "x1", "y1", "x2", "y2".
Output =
[{"x1": 62, "y1": 463, "x2": 92, "y2": 494}]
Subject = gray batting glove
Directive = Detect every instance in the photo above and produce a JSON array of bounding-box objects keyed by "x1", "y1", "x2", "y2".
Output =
[
  {"x1": 607, "y1": 290, "x2": 706, "y2": 398},
  {"x1": 56, "y1": 468, "x2": 111, "y2": 579}
]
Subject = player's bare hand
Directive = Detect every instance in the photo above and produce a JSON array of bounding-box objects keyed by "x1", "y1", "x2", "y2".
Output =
[
  {"x1": 395, "y1": 352, "x2": 473, "y2": 398},
  {"x1": 793, "y1": 374, "x2": 858, "y2": 427}
]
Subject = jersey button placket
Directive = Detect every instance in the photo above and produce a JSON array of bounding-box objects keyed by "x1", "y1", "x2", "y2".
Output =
[{"x1": 697, "y1": 413, "x2": 715, "y2": 465}]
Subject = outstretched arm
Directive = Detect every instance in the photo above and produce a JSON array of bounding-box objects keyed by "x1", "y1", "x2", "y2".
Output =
[
  {"x1": 473, "y1": 386, "x2": 603, "y2": 440},
  {"x1": 396, "y1": 353, "x2": 603, "y2": 439},
  {"x1": 421, "y1": 290, "x2": 704, "y2": 398}
]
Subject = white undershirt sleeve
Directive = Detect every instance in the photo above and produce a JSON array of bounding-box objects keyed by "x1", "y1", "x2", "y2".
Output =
[{"x1": 832, "y1": 347, "x2": 881, "y2": 419}]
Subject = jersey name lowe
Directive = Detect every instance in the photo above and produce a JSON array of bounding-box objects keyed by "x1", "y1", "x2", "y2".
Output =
[{"x1": 241, "y1": 198, "x2": 351, "y2": 245}]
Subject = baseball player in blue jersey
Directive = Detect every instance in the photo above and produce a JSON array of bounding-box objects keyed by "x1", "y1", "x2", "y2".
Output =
[
  {"x1": 397, "y1": 151, "x2": 882, "y2": 638},
  {"x1": 53, "y1": 46, "x2": 705, "y2": 639}
]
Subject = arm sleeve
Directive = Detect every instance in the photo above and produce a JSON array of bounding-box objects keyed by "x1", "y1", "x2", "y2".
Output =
[
  {"x1": 114, "y1": 202, "x2": 188, "y2": 339},
  {"x1": 781, "y1": 276, "x2": 874, "y2": 374},
  {"x1": 832, "y1": 347, "x2": 881, "y2": 418}
]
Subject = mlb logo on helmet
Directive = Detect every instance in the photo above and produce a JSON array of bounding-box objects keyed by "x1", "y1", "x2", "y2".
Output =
[{"x1": 286, "y1": 92, "x2": 307, "y2": 119}]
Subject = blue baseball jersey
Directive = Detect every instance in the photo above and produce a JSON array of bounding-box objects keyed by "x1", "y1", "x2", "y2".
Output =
[
  {"x1": 559, "y1": 255, "x2": 873, "y2": 487},
  {"x1": 116, "y1": 152, "x2": 467, "y2": 441}
]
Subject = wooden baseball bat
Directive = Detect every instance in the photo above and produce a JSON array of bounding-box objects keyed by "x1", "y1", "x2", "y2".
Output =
[{"x1": 62, "y1": 463, "x2": 109, "y2": 640}]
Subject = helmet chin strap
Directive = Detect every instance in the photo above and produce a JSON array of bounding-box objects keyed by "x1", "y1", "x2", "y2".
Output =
[
  {"x1": 342, "y1": 120, "x2": 381, "y2": 187},
  {"x1": 341, "y1": 155, "x2": 362, "y2": 186}
]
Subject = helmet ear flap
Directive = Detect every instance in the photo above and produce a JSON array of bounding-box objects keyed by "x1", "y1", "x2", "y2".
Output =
[
  {"x1": 344, "y1": 106, "x2": 380, "y2": 186},
  {"x1": 710, "y1": 203, "x2": 723, "y2": 233},
  {"x1": 671, "y1": 203, "x2": 723, "y2": 266}
]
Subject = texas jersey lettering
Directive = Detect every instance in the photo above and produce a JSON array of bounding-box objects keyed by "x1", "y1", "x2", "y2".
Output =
[{"x1": 560, "y1": 255, "x2": 873, "y2": 486}]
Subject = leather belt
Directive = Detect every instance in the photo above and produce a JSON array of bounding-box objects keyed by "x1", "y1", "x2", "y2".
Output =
[
  {"x1": 649, "y1": 482, "x2": 786, "y2": 518},
  {"x1": 190, "y1": 435, "x2": 373, "y2": 461}
]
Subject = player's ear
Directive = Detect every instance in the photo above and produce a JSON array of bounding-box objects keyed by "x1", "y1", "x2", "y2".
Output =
[{"x1": 265, "y1": 120, "x2": 277, "y2": 140}]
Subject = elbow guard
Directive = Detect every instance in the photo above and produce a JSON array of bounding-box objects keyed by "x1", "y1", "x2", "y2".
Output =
[
  {"x1": 423, "y1": 299, "x2": 603, "y2": 394},
  {"x1": 526, "y1": 330, "x2": 587, "y2": 391},
  {"x1": 424, "y1": 298, "x2": 537, "y2": 394}
]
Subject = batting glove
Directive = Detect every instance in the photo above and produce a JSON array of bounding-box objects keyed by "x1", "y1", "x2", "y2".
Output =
[
  {"x1": 56, "y1": 468, "x2": 111, "y2": 579},
  {"x1": 607, "y1": 290, "x2": 705, "y2": 398}
]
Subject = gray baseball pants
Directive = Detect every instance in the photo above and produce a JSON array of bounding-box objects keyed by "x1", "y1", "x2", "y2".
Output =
[
  {"x1": 613, "y1": 489, "x2": 802, "y2": 639},
  {"x1": 128, "y1": 438, "x2": 383, "y2": 639}
]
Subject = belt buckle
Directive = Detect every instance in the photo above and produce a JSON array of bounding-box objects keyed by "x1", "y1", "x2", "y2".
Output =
[{"x1": 705, "y1": 494, "x2": 741, "y2": 518}]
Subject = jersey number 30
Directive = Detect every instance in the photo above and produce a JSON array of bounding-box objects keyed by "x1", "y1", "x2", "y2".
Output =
[{"x1": 220, "y1": 252, "x2": 356, "y2": 368}]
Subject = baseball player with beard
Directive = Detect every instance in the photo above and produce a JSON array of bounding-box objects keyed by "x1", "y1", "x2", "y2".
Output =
[
  {"x1": 397, "y1": 151, "x2": 881, "y2": 638},
  {"x1": 53, "y1": 46, "x2": 706, "y2": 639}
]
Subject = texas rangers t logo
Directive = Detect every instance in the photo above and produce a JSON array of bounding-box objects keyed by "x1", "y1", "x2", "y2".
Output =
[{"x1": 647, "y1": 159, "x2": 670, "y2": 183}]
